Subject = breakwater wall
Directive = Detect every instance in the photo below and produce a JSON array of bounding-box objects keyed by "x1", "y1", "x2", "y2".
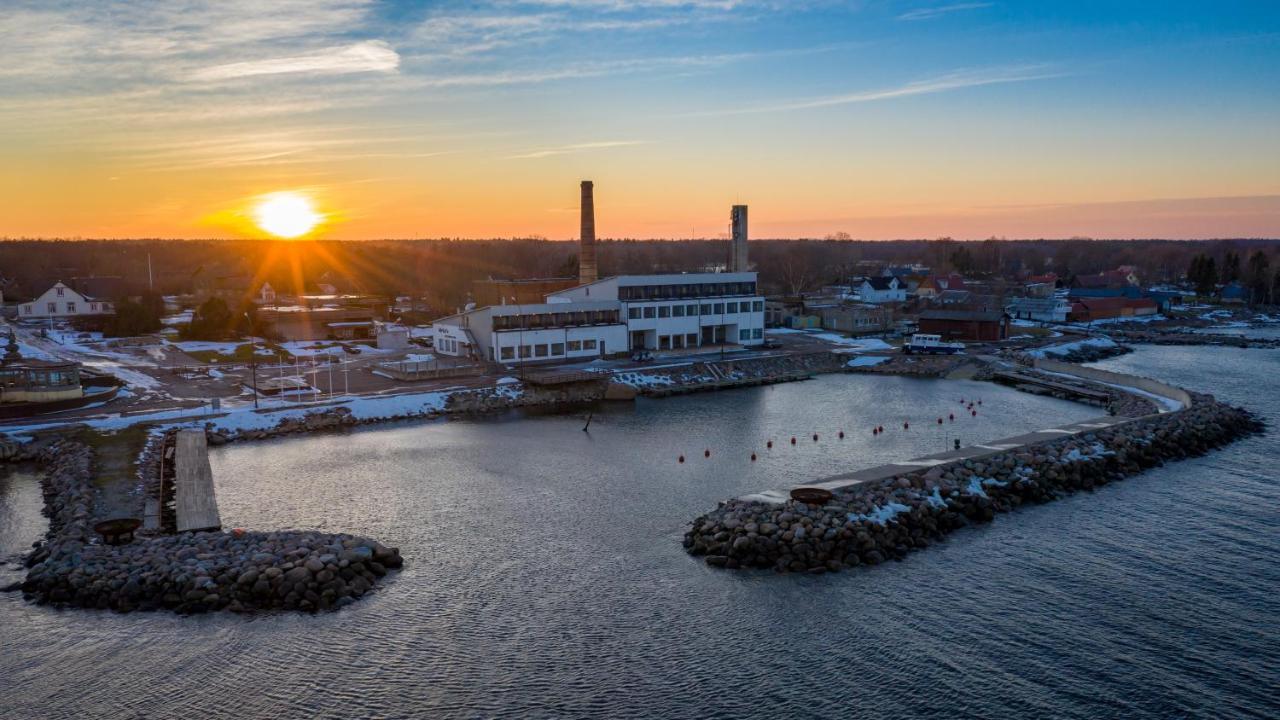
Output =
[
  {"x1": 683, "y1": 371, "x2": 1262, "y2": 573},
  {"x1": 18, "y1": 441, "x2": 403, "y2": 614}
]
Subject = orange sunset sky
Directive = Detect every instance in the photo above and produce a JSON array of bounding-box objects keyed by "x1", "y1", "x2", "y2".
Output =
[{"x1": 2, "y1": 1, "x2": 1278, "y2": 240}]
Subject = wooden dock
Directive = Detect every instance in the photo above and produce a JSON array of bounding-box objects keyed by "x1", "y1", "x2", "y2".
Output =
[{"x1": 174, "y1": 429, "x2": 221, "y2": 533}]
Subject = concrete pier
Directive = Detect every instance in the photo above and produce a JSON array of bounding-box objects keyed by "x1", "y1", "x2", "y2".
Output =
[{"x1": 174, "y1": 429, "x2": 221, "y2": 533}]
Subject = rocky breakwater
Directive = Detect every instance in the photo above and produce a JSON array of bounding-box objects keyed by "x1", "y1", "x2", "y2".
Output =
[
  {"x1": 20, "y1": 440, "x2": 403, "y2": 614},
  {"x1": 683, "y1": 393, "x2": 1261, "y2": 573},
  {"x1": 0, "y1": 434, "x2": 39, "y2": 463}
]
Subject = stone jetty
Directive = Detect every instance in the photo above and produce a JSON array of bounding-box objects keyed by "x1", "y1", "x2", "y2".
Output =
[
  {"x1": 684, "y1": 387, "x2": 1262, "y2": 574},
  {"x1": 17, "y1": 441, "x2": 402, "y2": 614}
]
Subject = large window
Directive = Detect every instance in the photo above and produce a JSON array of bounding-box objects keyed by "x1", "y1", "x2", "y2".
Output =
[
  {"x1": 583, "y1": 339, "x2": 598, "y2": 350},
  {"x1": 551, "y1": 343, "x2": 564, "y2": 356},
  {"x1": 567, "y1": 340, "x2": 582, "y2": 352},
  {"x1": 753, "y1": 329, "x2": 763, "y2": 339},
  {"x1": 658, "y1": 305, "x2": 670, "y2": 318},
  {"x1": 47, "y1": 303, "x2": 56, "y2": 313},
  {"x1": 713, "y1": 303, "x2": 724, "y2": 314},
  {"x1": 753, "y1": 300, "x2": 764, "y2": 312},
  {"x1": 726, "y1": 302, "x2": 737, "y2": 314},
  {"x1": 672, "y1": 305, "x2": 685, "y2": 317},
  {"x1": 66, "y1": 302, "x2": 76, "y2": 313},
  {"x1": 535, "y1": 344, "x2": 549, "y2": 357},
  {"x1": 643, "y1": 306, "x2": 655, "y2": 319},
  {"x1": 685, "y1": 333, "x2": 697, "y2": 346},
  {"x1": 700, "y1": 304, "x2": 712, "y2": 316},
  {"x1": 740, "y1": 329, "x2": 750, "y2": 341},
  {"x1": 501, "y1": 347, "x2": 515, "y2": 360},
  {"x1": 628, "y1": 307, "x2": 641, "y2": 319},
  {"x1": 686, "y1": 304, "x2": 698, "y2": 316},
  {"x1": 519, "y1": 345, "x2": 532, "y2": 358}
]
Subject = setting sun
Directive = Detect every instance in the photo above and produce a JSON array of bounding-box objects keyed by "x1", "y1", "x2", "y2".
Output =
[{"x1": 252, "y1": 192, "x2": 321, "y2": 238}]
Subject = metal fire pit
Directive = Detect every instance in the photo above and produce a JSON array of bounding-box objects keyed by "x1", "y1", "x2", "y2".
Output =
[
  {"x1": 94, "y1": 518, "x2": 141, "y2": 546},
  {"x1": 790, "y1": 487, "x2": 834, "y2": 505}
]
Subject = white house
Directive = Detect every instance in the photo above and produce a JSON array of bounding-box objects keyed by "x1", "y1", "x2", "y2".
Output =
[
  {"x1": 18, "y1": 282, "x2": 114, "y2": 319},
  {"x1": 547, "y1": 272, "x2": 766, "y2": 352},
  {"x1": 858, "y1": 277, "x2": 906, "y2": 304}
]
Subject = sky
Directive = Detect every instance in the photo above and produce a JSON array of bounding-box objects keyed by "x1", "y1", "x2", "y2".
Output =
[{"x1": 1, "y1": 0, "x2": 1278, "y2": 240}]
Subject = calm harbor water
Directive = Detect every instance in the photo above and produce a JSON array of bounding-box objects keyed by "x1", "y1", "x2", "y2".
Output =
[{"x1": 1, "y1": 354, "x2": 1277, "y2": 719}]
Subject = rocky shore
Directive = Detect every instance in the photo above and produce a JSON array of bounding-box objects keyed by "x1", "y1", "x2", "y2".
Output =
[
  {"x1": 18, "y1": 441, "x2": 403, "y2": 614},
  {"x1": 684, "y1": 391, "x2": 1262, "y2": 574}
]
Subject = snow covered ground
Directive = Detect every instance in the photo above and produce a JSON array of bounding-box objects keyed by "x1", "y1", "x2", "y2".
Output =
[
  {"x1": 766, "y1": 328, "x2": 894, "y2": 352},
  {"x1": 846, "y1": 356, "x2": 890, "y2": 367},
  {"x1": 1027, "y1": 336, "x2": 1118, "y2": 359}
]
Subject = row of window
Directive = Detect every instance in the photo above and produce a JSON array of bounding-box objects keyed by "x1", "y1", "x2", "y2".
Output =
[
  {"x1": 626, "y1": 300, "x2": 764, "y2": 320},
  {"x1": 617, "y1": 282, "x2": 756, "y2": 301},
  {"x1": 496, "y1": 338, "x2": 598, "y2": 361},
  {"x1": 651, "y1": 328, "x2": 764, "y2": 350},
  {"x1": 23, "y1": 301, "x2": 109, "y2": 315},
  {"x1": 492, "y1": 310, "x2": 619, "y2": 331},
  {"x1": 439, "y1": 338, "x2": 464, "y2": 353}
]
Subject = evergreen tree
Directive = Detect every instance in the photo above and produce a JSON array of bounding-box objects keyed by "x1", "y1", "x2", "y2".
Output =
[
  {"x1": 1246, "y1": 251, "x2": 1271, "y2": 305},
  {"x1": 1221, "y1": 251, "x2": 1241, "y2": 284}
]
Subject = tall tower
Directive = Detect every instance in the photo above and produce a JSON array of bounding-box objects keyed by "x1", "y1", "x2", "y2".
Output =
[
  {"x1": 730, "y1": 205, "x2": 749, "y2": 272},
  {"x1": 579, "y1": 180, "x2": 598, "y2": 285}
]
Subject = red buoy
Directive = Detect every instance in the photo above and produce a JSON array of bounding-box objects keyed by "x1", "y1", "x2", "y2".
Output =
[
  {"x1": 812, "y1": 433, "x2": 818, "y2": 442},
  {"x1": 878, "y1": 425, "x2": 884, "y2": 433},
  {"x1": 767, "y1": 440, "x2": 773, "y2": 449},
  {"x1": 790, "y1": 437, "x2": 797, "y2": 445},
  {"x1": 903, "y1": 422, "x2": 910, "y2": 430},
  {"x1": 838, "y1": 430, "x2": 845, "y2": 439},
  {"x1": 949, "y1": 413, "x2": 955, "y2": 421},
  {"x1": 971, "y1": 410, "x2": 977, "y2": 417},
  {"x1": 678, "y1": 455, "x2": 685, "y2": 463},
  {"x1": 751, "y1": 453, "x2": 757, "y2": 461},
  {"x1": 704, "y1": 449, "x2": 711, "y2": 458},
  {"x1": 937, "y1": 418, "x2": 943, "y2": 425}
]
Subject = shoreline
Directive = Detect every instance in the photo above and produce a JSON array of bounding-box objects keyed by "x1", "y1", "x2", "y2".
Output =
[{"x1": 682, "y1": 359, "x2": 1263, "y2": 573}]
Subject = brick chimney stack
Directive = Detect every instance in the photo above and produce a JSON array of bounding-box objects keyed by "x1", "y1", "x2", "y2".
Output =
[{"x1": 579, "y1": 180, "x2": 597, "y2": 285}]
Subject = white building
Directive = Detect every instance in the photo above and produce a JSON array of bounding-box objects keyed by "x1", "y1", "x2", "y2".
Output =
[
  {"x1": 430, "y1": 272, "x2": 766, "y2": 364},
  {"x1": 1007, "y1": 296, "x2": 1071, "y2": 323},
  {"x1": 18, "y1": 282, "x2": 115, "y2": 319},
  {"x1": 432, "y1": 301, "x2": 627, "y2": 363},
  {"x1": 857, "y1": 277, "x2": 906, "y2": 304},
  {"x1": 547, "y1": 272, "x2": 765, "y2": 352},
  {"x1": 376, "y1": 323, "x2": 411, "y2": 350}
]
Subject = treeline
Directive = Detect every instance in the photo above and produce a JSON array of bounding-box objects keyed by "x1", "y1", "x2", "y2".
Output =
[{"x1": 3, "y1": 237, "x2": 1279, "y2": 312}]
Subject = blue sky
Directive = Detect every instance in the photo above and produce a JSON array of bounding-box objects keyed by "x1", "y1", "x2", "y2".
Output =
[{"x1": 1, "y1": 0, "x2": 1277, "y2": 238}]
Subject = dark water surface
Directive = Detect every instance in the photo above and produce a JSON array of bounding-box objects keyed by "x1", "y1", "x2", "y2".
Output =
[{"x1": 1, "y1": 357, "x2": 1277, "y2": 719}]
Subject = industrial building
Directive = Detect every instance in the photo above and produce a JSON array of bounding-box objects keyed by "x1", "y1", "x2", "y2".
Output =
[{"x1": 429, "y1": 181, "x2": 764, "y2": 365}]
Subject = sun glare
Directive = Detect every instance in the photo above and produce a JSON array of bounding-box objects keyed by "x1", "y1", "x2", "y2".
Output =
[{"x1": 252, "y1": 192, "x2": 321, "y2": 238}]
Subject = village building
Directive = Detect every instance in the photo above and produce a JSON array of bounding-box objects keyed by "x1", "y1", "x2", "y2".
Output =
[
  {"x1": 917, "y1": 309, "x2": 1009, "y2": 342},
  {"x1": 1008, "y1": 297, "x2": 1072, "y2": 323},
  {"x1": 17, "y1": 282, "x2": 115, "y2": 319},
  {"x1": 817, "y1": 304, "x2": 891, "y2": 335},
  {"x1": 857, "y1": 277, "x2": 907, "y2": 304},
  {"x1": 915, "y1": 274, "x2": 967, "y2": 299},
  {"x1": 1067, "y1": 297, "x2": 1158, "y2": 322}
]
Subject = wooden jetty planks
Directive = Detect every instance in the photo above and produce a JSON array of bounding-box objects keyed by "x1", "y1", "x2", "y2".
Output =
[{"x1": 174, "y1": 429, "x2": 221, "y2": 533}]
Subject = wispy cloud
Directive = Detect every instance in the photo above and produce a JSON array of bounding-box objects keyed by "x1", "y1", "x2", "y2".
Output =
[
  {"x1": 507, "y1": 140, "x2": 647, "y2": 159},
  {"x1": 683, "y1": 65, "x2": 1064, "y2": 116},
  {"x1": 897, "y1": 3, "x2": 993, "y2": 21},
  {"x1": 190, "y1": 41, "x2": 399, "y2": 82}
]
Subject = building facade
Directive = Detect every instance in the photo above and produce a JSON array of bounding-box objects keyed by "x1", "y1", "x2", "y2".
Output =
[
  {"x1": 547, "y1": 272, "x2": 765, "y2": 351},
  {"x1": 917, "y1": 309, "x2": 1009, "y2": 342},
  {"x1": 431, "y1": 272, "x2": 767, "y2": 364},
  {"x1": 18, "y1": 282, "x2": 115, "y2": 319},
  {"x1": 432, "y1": 301, "x2": 627, "y2": 363},
  {"x1": 857, "y1": 277, "x2": 906, "y2": 304},
  {"x1": 1007, "y1": 297, "x2": 1071, "y2": 323}
]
